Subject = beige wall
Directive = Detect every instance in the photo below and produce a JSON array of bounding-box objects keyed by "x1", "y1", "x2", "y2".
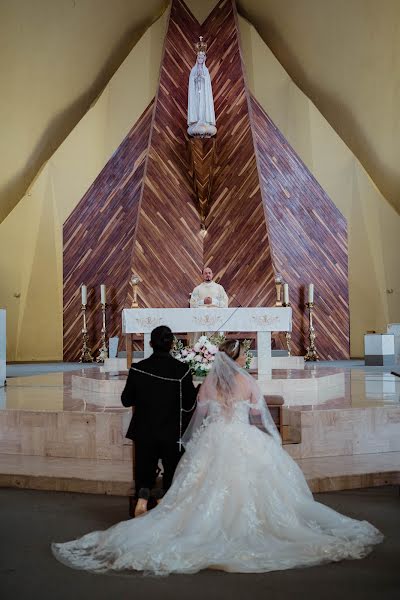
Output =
[
  {"x1": 239, "y1": 15, "x2": 400, "y2": 357},
  {"x1": 0, "y1": 0, "x2": 167, "y2": 223},
  {"x1": 0, "y1": 10, "x2": 168, "y2": 361},
  {"x1": 238, "y1": 0, "x2": 400, "y2": 215}
]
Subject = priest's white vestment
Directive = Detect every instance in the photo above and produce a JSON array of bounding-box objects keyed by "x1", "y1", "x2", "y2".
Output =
[{"x1": 190, "y1": 281, "x2": 228, "y2": 309}]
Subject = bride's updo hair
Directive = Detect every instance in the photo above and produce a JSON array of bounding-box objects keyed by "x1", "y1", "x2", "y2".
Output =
[{"x1": 219, "y1": 339, "x2": 242, "y2": 362}]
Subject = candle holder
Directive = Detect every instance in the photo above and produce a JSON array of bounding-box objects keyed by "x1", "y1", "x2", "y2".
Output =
[
  {"x1": 130, "y1": 274, "x2": 142, "y2": 308},
  {"x1": 79, "y1": 304, "x2": 94, "y2": 363},
  {"x1": 96, "y1": 303, "x2": 108, "y2": 363},
  {"x1": 304, "y1": 301, "x2": 319, "y2": 361},
  {"x1": 282, "y1": 301, "x2": 292, "y2": 356},
  {"x1": 274, "y1": 273, "x2": 283, "y2": 307}
]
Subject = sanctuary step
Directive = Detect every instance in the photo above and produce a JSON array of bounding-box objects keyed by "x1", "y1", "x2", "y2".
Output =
[
  {"x1": 296, "y1": 452, "x2": 400, "y2": 492},
  {"x1": 0, "y1": 455, "x2": 133, "y2": 496},
  {"x1": 1, "y1": 452, "x2": 398, "y2": 495}
]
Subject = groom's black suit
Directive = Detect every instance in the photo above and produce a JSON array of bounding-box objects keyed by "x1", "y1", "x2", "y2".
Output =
[{"x1": 121, "y1": 351, "x2": 197, "y2": 496}]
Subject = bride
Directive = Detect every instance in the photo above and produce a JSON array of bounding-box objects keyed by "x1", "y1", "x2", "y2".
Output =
[{"x1": 52, "y1": 340, "x2": 382, "y2": 575}]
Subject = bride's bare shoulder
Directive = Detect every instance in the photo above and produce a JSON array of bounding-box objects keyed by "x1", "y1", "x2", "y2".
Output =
[{"x1": 234, "y1": 371, "x2": 254, "y2": 389}]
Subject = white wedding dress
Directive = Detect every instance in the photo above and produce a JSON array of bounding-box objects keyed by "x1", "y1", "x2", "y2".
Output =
[{"x1": 52, "y1": 354, "x2": 382, "y2": 575}]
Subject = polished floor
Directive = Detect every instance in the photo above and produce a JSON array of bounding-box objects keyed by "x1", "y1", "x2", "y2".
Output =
[
  {"x1": 1, "y1": 363, "x2": 399, "y2": 412},
  {"x1": 0, "y1": 486, "x2": 399, "y2": 600}
]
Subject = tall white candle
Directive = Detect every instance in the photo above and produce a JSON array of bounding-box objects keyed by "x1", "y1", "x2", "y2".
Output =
[
  {"x1": 81, "y1": 284, "x2": 87, "y2": 305},
  {"x1": 100, "y1": 284, "x2": 106, "y2": 305},
  {"x1": 283, "y1": 283, "x2": 289, "y2": 305},
  {"x1": 308, "y1": 283, "x2": 314, "y2": 304}
]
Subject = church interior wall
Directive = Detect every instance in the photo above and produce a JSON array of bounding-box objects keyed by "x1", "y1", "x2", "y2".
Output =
[
  {"x1": 0, "y1": 11, "x2": 168, "y2": 361},
  {"x1": 62, "y1": 0, "x2": 350, "y2": 360},
  {"x1": 238, "y1": 16, "x2": 400, "y2": 357},
  {"x1": 0, "y1": 0, "x2": 168, "y2": 223},
  {"x1": 238, "y1": 0, "x2": 400, "y2": 216},
  {"x1": 0, "y1": 0, "x2": 398, "y2": 360}
]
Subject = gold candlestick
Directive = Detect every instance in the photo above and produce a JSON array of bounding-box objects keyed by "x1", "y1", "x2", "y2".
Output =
[
  {"x1": 130, "y1": 274, "x2": 142, "y2": 308},
  {"x1": 96, "y1": 303, "x2": 108, "y2": 363},
  {"x1": 274, "y1": 273, "x2": 283, "y2": 306},
  {"x1": 282, "y1": 301, "x2": 292, "y2": 356},
  {"x1": 304, "y1": 301, "x2": 319, "y2": 361},
  {"x1": 79, "y1": 304, "x2": 94, "y2": 363}
]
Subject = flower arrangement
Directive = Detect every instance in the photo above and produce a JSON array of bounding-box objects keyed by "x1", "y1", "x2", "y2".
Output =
[{"x1": 172, "y1": 334, "x2": 253, "y2": 377}]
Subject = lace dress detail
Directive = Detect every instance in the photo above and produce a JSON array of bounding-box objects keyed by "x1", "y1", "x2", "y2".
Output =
[{"x1": 52, "y1": 397, "x2": 382, "y2": 575}]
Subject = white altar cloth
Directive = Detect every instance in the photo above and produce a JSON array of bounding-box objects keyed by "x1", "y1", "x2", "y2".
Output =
[{"x1": 122, "y1": 307, "x2": 292, "y2": 379}]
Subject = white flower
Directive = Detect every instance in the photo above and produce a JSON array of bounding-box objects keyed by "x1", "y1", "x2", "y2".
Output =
[
  {"x1": 195, "y1": 355, "x2": 203, "y2": 362},
  {"x1": 198, "y1": 335, "x2": 208, "y2": 344},
  {"x1": 187, "y1": 352, "x2": 195, "y2": 360},
  {"x1": 193, "y1": 343, "x2": 201, "y2": 352}
]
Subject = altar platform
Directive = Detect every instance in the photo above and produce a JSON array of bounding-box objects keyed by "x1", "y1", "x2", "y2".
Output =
[{"x1": 0, "y1": 364, "x2": 399, "y2": 495}]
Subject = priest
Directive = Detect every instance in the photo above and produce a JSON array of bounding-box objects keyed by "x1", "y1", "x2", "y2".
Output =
[{"x1": 190, "y1": 267, "x2": 228, "y2": 309}]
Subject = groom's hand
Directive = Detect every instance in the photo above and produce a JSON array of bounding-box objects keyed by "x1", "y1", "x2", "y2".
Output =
[{"x1": 204, "y1": 296, "x2": 212, "y2": 305}]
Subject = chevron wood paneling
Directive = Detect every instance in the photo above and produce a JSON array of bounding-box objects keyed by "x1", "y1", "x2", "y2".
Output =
[
  {"x1": 201, "y1": 0, "x2": 276, "y2": 309},
  {"x1": 250, "y1": 95, "x2": 350, "y2": 358},
  {"x1": 188, "y1": 137, "x2": 217, "y2": 225},
  {"x1": 63, "y1": 0, "x2": 349, "y2": 361},
  {"x1": 63, "y1": 102, "x2": 154, "y2": 361},
  {"x1": 126, "y1": 0, "x2": 203, "y2": 310}
]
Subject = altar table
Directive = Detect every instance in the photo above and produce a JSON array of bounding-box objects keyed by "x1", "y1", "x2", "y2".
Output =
[{"x1": 122, "y1": 307, "x2": 292, "y2": 379}]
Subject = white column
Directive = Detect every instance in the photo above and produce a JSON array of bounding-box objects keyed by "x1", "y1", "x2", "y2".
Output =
[
  {"x1": 0, "y1": 310, "x2": 6, "y2": 387},
  {"x1": 257, "y1": 330, "x2": 272, "y2": 380},
  {"x1": 0, "y1": 309, "x2": 6, "y2": 387},
  {"x1": 144, "y1": 333, "x2": 152, "y2": 358}
]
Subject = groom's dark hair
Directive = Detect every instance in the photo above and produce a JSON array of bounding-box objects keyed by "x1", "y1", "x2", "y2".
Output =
[{"x1": 151, "y1": 325, "x2": 174, "y2": 353}]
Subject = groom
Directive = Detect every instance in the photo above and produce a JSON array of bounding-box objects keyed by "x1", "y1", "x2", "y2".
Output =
[{"x1": 121, "y1": 325, "x2": 197, "y2": 517}]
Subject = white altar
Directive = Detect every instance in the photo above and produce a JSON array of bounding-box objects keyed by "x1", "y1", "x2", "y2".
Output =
[
  {"x1": 122, "y1": 307, "x2": 292, "y2": 379},
  {"x1": 0, "y1": 310, "x2": 6, "y2": 387}
]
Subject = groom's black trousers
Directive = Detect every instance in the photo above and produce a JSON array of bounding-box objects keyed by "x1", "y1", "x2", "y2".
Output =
[{"x1": 134, "y1": 438, "x2": 183, "y2": 496}]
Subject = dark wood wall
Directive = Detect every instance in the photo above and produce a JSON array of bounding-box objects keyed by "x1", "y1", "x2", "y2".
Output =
[
  {"x1": 63, "y1": 103, "x2": 154, "y2": 360},
  {"x1": 202, "y1": 0, "x2": 275, "y2": 309},
  {"x1": 127, "y1": 0, "x2": 203, "y2": 309},
  {"x1": 63, "y1": 0, "x2": 349, "y2": 360},
  {"x1": 250, "y1": 96, "x2": 349, "y2": 357}
]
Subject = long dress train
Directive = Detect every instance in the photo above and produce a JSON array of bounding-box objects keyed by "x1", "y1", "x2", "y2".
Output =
[{"x1": 52, "y1": 357, "x2": 382, "y2": 575}]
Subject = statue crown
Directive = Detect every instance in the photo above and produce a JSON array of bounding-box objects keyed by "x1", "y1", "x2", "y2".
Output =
[{"x1": 195, "y1": 36, "x2": 207, "y2": 55}]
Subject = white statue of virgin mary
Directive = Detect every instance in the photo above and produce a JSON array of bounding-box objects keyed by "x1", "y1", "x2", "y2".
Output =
[{"x1": 187, "y1": 39, "x2": 217, "y2": 138}]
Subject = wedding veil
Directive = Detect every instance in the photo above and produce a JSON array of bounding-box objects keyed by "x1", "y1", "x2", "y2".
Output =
[{"x1": 181, "y1": 350, "x2": 281, "y2": 446}]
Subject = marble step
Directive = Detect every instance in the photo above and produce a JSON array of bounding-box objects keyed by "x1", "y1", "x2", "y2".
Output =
[
  {"x1": 0, "y1": 452, "x2": 398, "y2": 496},
  {"x1": 297, "y1": 451, "x2": 400, "y2": 492},
  {"x1": 0, "y1": 455, "x2": 133, "y2": 496}
]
